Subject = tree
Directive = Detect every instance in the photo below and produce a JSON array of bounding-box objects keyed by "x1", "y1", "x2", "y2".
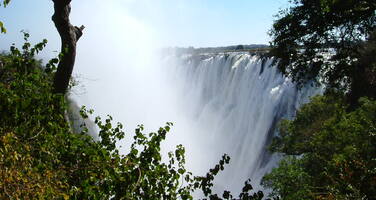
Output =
[
  {"x1": 51, "y1": 0, "x2": 84, "y2": 94},
  {"x1": 264, "y1": 1, "x2": 376, "y2": 198},
  {"x1": 236, "y1": 45, "x2": 244, "y2": 50},
  {"x1": 262, "y1": 94, "x2": 376, "y2": 199},
  {"x1": 269, "y1": 0, "x2": 376, "y2": 106}
]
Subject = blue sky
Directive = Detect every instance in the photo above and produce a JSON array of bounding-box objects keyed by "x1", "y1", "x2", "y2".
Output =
[{"x1": 0, "y1": 0, "x2": 289, "y2": 54}]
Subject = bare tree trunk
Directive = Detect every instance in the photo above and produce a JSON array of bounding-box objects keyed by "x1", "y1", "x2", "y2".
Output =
[{"x1": 52, "y1": 0, "x2": 84, "y2": 94}]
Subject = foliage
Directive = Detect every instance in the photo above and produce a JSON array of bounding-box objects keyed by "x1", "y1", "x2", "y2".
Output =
[
  {"x1": 0, "y1": 0, "x2": 11, "y2": 33},
  {"x1": 265, "y1": 1, "x2": 376, "y2": 199},
  {"x1": 269, "y1": 93, "x2": 345, "y2": 155},
  {"x1": 269, "y1": 0, "x2": 376, "y2": 102},
  {"x1": 236, "y1": 45, "x2": 245, "y2": 50},
  {"x1": 262, "y1": 157, "x2": 312, "y2": 200},
  {"x1": 262, "y1": 94, "x2": 376, "y2": 199},
  {"x1": 1, "y1": 0, "x2": 10, "y2": 6},
  {"x1": 0, "y1": 33, "x2": 270, "y2": 199}
]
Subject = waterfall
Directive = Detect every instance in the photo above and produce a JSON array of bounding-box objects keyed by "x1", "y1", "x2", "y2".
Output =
[{"x1": 159, "y1": 52, "x2": 319, "y2": 194}]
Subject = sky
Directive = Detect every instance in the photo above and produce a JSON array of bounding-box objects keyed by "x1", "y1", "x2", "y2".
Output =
[{"x1": 0, "y1": 0, "x2": 289, "y2": 52}]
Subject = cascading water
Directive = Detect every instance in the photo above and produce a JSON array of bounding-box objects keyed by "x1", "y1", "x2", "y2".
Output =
[{"x1": 158, "y1": 52, "x2": 320, "y2": 194}]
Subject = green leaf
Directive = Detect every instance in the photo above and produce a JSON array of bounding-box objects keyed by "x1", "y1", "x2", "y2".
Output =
[
  {"x1": 0, "y1": 21, "x2": 6, "y2": 33},
  {"x1": 3, "y1": 0, "x2": 11, "y2": 7}
]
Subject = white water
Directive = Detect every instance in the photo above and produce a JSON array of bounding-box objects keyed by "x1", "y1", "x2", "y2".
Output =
[{"x1": 158, "y1": 52, "x2": 319, "y2": 194}]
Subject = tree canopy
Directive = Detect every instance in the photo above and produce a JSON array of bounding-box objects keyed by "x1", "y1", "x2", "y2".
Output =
[{"x1": 269, "y1": 0, "x2": 376, "y2": 105}]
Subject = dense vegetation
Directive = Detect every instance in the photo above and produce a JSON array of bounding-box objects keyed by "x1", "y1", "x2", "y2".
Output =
[
  {"x1": 262, "y1": 94, "x2": 376, "y2": 199},
  {"x1": 263, "y1": 0, "x2": 376, "y2": 199},
  {"x1": 0, "y1": 34, "x2": 266, "y2": 199}
]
